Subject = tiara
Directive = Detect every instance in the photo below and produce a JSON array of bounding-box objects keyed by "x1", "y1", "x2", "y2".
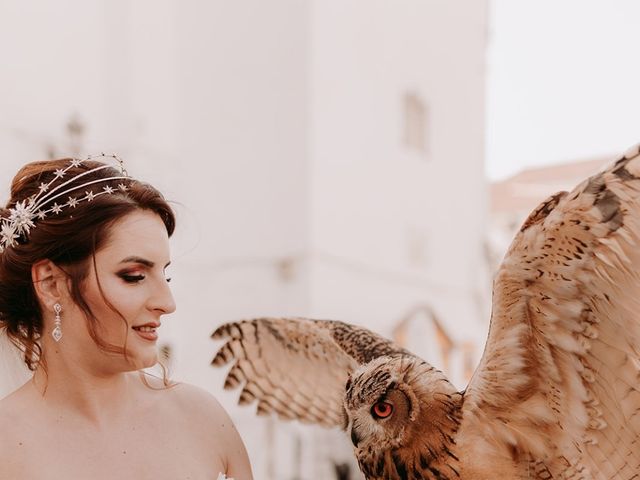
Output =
[{"x1": 0, "y1": 153, "x2": 131, "y2": 254}]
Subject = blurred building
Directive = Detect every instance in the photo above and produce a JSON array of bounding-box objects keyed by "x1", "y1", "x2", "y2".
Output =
[
  {"x1": 488, "y1": 156, "x2": 612, "y2": 272},
  {"x1": 0, "y1": 1, "x2": 489, "y2": 478}
]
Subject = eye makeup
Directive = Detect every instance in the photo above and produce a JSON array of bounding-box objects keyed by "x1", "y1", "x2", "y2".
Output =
[
  {"x1": 116, "y1": 256, "x2": 172, "y2": 284},
  {"x1": 118, "y1": 270, "x2": 146, "y2": 284}
]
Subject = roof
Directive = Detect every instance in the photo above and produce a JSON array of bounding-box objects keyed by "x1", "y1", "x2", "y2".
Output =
[{"x1": 491, "y1": 156, "x2": 613, "y2": 215}]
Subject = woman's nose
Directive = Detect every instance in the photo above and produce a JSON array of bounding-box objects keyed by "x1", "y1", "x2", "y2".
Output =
[{"x1": 150, "y1": 278, "x2": 177, "y2": 314}]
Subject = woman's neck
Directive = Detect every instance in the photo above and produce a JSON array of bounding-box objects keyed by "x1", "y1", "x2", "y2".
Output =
[{"x1": 31, "y1": 356, "x2": 137, "y2": 427}]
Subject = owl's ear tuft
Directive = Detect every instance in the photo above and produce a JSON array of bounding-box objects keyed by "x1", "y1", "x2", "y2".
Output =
[{"x1": 345, "y1": 375, "x2": 353, "y2": 392}]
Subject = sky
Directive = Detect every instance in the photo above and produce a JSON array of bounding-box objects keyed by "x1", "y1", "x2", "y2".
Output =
[{"x1": 486, "y1": 0, "x2": 640, "y2": 180}]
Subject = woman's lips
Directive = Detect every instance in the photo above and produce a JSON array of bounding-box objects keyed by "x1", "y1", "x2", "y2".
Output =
[{"x1": 132, "y1": 325, "x2": 158, "y2": 341}]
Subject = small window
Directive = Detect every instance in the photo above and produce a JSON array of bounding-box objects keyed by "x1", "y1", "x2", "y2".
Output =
[{"x1": 403, "y1": 92, "x2": 428, "y2": 153}]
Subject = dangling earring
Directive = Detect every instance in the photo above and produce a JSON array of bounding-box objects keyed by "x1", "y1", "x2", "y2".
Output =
[{"x1": 52, "y1": 303, "x2": 63, "y2": 342}]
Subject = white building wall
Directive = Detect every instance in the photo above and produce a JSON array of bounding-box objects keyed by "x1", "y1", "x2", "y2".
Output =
[
  {"x1": 309, "y1": 0, "x2": 488, "y2": 381},
  {"x1": 305, "y1": 2, "x2": 488, "y2": 476},
  {"x1": 0, "y1": 1, "x2": 488, "y2": 479},
  {"x1": 164, "y1": 4, "x2": 314, "y2": 477}
]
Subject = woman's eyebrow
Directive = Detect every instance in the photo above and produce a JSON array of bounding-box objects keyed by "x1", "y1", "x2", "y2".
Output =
[
  {"x1": 119, "y1": 257, "x2": 172, "y2": 269},
  {"x1": 119, "y1": 256, "x2": 154, "y2": 267}
]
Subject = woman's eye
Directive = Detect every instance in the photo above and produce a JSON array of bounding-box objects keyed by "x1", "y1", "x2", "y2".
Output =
[{"x1": 120, "y1": 273, "x2": 146, "y2": 283}]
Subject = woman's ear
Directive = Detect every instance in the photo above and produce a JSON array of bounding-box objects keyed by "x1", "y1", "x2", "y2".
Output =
[{"x1": 31, "y1": 260, "x2": 69, "y2": 310}]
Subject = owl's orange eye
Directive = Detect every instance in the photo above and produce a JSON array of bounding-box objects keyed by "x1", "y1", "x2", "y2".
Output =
[{"x1": 372, "y1": 401, "x2": 394, "y2": 419}]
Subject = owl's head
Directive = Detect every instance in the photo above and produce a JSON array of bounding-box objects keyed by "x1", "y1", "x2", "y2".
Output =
[{"x1": 343, "y1": 355, "x2": 455, "y2": 452}]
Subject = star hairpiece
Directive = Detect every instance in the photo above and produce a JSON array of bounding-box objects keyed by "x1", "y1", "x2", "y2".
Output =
[{"x1": 0, "y1": 153, "x2": 130, "y2": 253}]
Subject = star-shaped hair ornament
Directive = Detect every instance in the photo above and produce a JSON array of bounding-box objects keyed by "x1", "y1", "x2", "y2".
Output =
[
  {"x1": 0, "y1": 153, "x2": 131, "y2": 253},
  {"x1": 86, "y1": 153, "x2": 127, "y2": 176},
  {"x1": 0, "y1": 222, "x2": 18, "y2": 248},
  {"x1": 9, "y1": 200, "x2": 36, "y2": 236}
]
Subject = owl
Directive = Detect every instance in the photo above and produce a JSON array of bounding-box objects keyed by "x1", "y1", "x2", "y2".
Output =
[{"x1": 212, "y1": 144, "x2": 640, "y2": 479}]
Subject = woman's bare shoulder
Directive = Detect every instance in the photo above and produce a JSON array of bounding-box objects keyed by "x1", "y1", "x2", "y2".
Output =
[
  {"x1": 162, "y1": 381, "x2": 232, "y2": 425},
  {"x1": 157, "y1": 381, "x2": 253, "y2": 478},
  {"x1": 0, "y1": 382, "x2": 34, "y2": 427},
  {"x1": 0, "y1": 386, "x2": 36, "y2": 472},
  {"x1": 0, "y1": 395, "x2": 18, "y2": 440}
]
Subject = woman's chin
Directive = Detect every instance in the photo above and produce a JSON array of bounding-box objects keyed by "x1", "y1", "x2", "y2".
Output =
[{"x1": 125, "y1": 349, "x2": 158, "y2": 371}]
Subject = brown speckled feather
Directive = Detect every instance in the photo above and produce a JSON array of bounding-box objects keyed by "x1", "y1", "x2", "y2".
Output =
[
  {"x1": 211, "y1": 318, "x2": 408, "y2": 427},
  {"x1": 464, "y1": 144, "x2": 640, "y2": 478},
  {"x1": 212, "y1": 143, "x2": 640, "y2": 479}
]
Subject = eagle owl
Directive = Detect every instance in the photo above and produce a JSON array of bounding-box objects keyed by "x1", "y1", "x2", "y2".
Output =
[{"x1": 212, "y1": 144, "x2": 640, "y2": 479}]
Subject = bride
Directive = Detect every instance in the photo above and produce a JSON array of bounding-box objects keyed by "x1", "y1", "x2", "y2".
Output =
[{"x1": 0, "y1": 155, "x2": 253, "y2": 479}]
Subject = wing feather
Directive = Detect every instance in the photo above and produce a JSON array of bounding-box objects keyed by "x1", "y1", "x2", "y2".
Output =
[
  {"x1": 211, "y1": 317, "x2": 407, "y2": 428},
  {"x1": 465, "y1": 145, "x2": 640, "y2": 477}
]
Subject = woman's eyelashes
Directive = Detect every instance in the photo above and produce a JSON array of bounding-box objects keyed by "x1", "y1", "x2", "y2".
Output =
[
  {"x1": 117, "y1": 269, "x2": 172, "y2": 284},
  {"x1": 118, "y1": 271, "x2": 146, "y2": 284}
]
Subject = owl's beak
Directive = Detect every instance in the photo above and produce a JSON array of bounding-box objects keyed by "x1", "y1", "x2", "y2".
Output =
[{"x1": 350, "y1": 427, "x2": 361, "y2": 447}]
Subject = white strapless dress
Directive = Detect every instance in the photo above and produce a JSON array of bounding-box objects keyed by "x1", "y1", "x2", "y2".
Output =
[{"x1": 217, "y1": 474, "x2": 234, "y2": 480}]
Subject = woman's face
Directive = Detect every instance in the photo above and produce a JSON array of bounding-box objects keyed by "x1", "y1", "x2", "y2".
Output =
[{"x1": 72, "y1": 209, "x2": 176, "y2": 372}]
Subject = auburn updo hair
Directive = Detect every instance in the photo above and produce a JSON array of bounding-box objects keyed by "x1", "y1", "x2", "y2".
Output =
[{"x1": 0, "y1": 158, "x2": 175, "y2": 370}]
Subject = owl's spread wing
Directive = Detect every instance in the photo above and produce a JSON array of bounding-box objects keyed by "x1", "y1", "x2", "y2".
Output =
[
  {"x1": 212, "y1": 317, "x2": 407, "y2": 427},
  {"x1": 465, "y1": 145, "x2": 640, "y2": 476}
]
